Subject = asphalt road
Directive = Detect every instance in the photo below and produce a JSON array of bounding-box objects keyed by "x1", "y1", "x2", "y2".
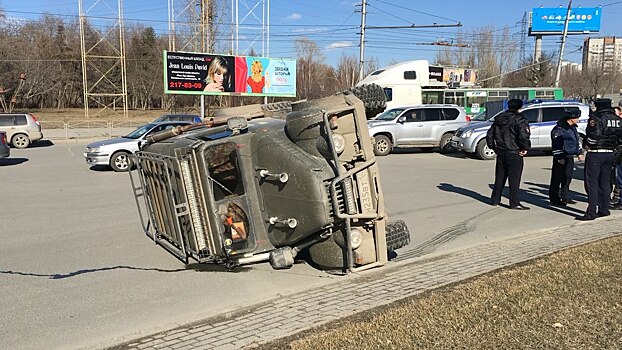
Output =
[{"x1": 0, "y1": 142, "x2": 592, "y2": 349}]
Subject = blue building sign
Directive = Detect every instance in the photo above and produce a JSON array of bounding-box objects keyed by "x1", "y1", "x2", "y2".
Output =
[{"x1": 530, "y1": 7, "x2": 601, "y2": 35}]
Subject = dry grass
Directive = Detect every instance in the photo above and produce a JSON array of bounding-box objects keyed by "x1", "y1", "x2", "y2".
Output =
[{"x1": 259, "y1": 235, "x2": 622, "y2": 350}]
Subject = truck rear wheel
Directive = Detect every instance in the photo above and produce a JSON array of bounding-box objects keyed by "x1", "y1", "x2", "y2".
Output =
[
  {"x1": 343, "y1": 84, "x2": 386, "y2": 119},
  {"x1": 386, "y1": 220, "x2": 410, "y2": 251}
]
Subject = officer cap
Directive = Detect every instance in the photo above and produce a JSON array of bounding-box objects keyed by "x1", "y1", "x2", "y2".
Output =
[
  {"x1": 507, "y1": 99, "x2": 523, "y2": 111},
  {"x1": 563, "y1": 109, "x2": 581, "y2": 119},
  {"x1": 594, "y1": 98, "x2": 612, "y2": 109}
]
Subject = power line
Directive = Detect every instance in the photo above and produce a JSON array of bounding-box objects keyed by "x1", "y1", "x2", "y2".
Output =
[{"x1": 372, "y1": 0, "x2": 461, "y2": 23}]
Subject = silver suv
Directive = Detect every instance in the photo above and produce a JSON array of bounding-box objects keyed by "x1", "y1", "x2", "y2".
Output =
[
  {"x1": 367, "y1": 104, "x2": 469, "y2": 156},
  {"x1": 451, "y1": 101, "x2": 591, "y2": 160},
  {"x1": 0, "y1": 113, "x2": 43, "y2": 148}
]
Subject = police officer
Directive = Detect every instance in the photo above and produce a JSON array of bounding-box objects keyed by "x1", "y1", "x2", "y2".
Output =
[
  {"x1": 577, "y1": 98, "x2": 622, "y2": 221},
  {"x1": 486, "y1": 99, "x2": 532, "y2": 209},
  {"x1": 549, "y1": 110, "x2": 584, "y2": 206}
]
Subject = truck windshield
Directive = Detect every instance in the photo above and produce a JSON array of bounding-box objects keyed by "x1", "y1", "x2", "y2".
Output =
[
  {"x1": 204, "y1": 142, "x2": 245, "y2": 201},
  {"x1": 374, "y1": 108, "x2": 406, "y2": 121}
]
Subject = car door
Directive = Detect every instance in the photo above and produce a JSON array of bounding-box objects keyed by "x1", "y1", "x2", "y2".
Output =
[
  {"x1": 394, "y1": 108, "x2": 424, "y2": 145},
  {"x1": 520, "y1": 108, "x2": 540, "y2": 147},
  {"x1": 538, "y1": 107, "x2": 580, "y2": 148},
  {"x1": 0, "y1": 115, "x2": 16, "y2": 140},
  {"x1": 419, "y1": 108, "x2": 443, "y2": 144}
]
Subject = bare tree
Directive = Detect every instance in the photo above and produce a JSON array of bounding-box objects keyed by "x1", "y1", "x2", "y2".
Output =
[{"x1": 334, "y1": 54, "x2": 359, "y2": 90}]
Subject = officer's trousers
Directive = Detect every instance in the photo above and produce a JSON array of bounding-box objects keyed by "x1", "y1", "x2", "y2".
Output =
[
  {"x1": 549, "y1": 156, "x2": 574, "y2": 203},
  {"x1": 584, "y1": 152, "x2": 614, "y2": 216},
  {"x1": 491, "y1": 152, "x2": 524, "y2": 207}
]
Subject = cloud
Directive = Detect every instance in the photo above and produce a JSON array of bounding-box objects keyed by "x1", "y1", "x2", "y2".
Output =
[
  {"x1": 286, "y1": 13, "x2": 302, "y2": 20},
  {"x1": 328, "y1": 41, "x2": 354, "y2": 49}
]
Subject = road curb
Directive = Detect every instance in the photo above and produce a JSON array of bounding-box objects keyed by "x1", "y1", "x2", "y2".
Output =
[{"x1": 107, "y1": 215, "x2": 622, "y2": 350}]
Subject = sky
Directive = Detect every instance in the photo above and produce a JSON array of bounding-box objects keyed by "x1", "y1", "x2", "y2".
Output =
[{"x1": 1, "y1": 0, "x2": 622, "y2": 69}]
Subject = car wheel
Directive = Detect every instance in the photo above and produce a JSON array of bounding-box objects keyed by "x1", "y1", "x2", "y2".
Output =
[
  {"x1": 373, "y1": 135, "x2": 392, "y2": 156},
  {"x1": 439, "y1": 133, "x2": 456, "y2": 153},
  {"x1": 11, "y1": 134, "x2": 30, "y2": 149},
  {"x1": 110, "y1": 151, "x2": 132, "y2": 172},
  {"x1": 476, "y1": 140, "x2": 496, "y2": 160}
]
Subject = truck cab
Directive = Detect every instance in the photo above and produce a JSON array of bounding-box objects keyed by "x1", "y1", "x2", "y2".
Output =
[{"x1": 129, "y1": 93, "x2": 410, "y2": 272}]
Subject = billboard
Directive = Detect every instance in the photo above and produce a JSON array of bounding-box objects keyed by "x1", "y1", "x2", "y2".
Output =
[
  {"x1": 530, "y1": 7, "x2": 601, "y2": 35},
  {"x1": 429, "y1": 66, "x2": 444, "y2": 82},
  {"x1": 442, "y1": 68, "x2": 478, "y2": 84},
  {"x1": 164, "y1": 51, "x2": 297, "y2": 97}
]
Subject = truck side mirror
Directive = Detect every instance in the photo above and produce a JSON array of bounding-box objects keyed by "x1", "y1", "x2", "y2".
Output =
[{"x1": 227, "y1": 116, "x2": 248, "y2": 132}]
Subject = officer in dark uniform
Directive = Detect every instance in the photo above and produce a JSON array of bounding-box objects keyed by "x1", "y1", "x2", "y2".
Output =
[
  {"x1": 577, "y1": 98, "x2": 622, "y2": 221},
  {"x1": 486, "y1": 99, "x2": 532, "y2": 209},
  {"x1": 549, "y1": 110, "x2": 584, "y2": 206}
]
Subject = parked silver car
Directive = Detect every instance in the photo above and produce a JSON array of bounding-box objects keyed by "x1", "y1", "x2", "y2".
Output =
[
  {"x1": 0, "y1": 131, "x2": 10, "y2": 158},
  {"x1": 0, "y1": 112, "x2": 43, "y2": 148},
  {"x1": 451, "y1": 101, "x2": 591, "y2": 160},
  {"x1": 84, "y1": 121, "x2": 191, "y2": 171},
  {"x1": 367, "y1": 104, "x2": 469, "y2": 156}
]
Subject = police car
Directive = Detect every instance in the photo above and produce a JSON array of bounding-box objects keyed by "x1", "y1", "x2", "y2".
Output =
[{"x1": 450, "y1": 101, "x2": 591, "y2": 160}]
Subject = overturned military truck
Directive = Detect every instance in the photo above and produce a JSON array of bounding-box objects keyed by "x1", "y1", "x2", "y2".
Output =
[{"x1": 129, "y1": 88, "x2": 409, "y2": 272}]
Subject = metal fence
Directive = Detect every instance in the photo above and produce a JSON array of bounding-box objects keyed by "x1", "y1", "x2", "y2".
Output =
[
  {"x1": 39, "y1": 119, "x2": 149, "y2": 140},
  {"x1": 39, "y1": 119, "x2": 148, "y2": 130}
]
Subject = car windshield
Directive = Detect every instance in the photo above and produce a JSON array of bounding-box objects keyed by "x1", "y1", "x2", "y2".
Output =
[
  {"x1": 124, "y1": 124, "x2": 155, "y2": 139},
  {"x1": 470, "y1": 111, "x2": 488, "y2": 121},
  {"x1": 374, "y1": 108, "x2": 406, "y2": 121}
]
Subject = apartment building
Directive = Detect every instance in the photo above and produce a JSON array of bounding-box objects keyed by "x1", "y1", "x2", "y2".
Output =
[{"x1": 582, "y1": 36, "x2": 622, "y2": 73}]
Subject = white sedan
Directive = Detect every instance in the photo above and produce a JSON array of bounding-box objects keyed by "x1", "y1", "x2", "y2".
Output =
[{"x1": 84, "y1": 121, "x2": 190, "y2": 171}]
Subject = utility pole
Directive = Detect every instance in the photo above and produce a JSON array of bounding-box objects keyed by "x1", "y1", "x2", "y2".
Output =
[
  {"x1": 555, "y1": 0, "x2": 572, "y2": 87},
  {"x1": 358, "y1": 0, "x2": 367, "y2": 82}
]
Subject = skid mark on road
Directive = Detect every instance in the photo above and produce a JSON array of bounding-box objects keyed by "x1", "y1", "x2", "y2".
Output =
[{"x1": 396, "y1": 208, "x2": 499, "y2": 261}]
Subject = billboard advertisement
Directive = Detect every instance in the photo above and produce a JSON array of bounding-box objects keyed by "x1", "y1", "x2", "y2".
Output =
[
  {"x1": 442, "y1": 68, "x2": 478, "y2": 84},
  {"x1": 530, "y1": 7, "x2": 601, "y2": 35},
  {"x1": 428, "y1": 66, "x2": 444, "y2": 82},
  {"x1": 164, "y1": 51, "x2": 297, "y2": 97}
]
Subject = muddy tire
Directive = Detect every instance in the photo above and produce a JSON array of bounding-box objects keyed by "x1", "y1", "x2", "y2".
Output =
[
  {"x1": 476, "y1": 139, "x2": 496, "y2": 160},
  {"x1": 386, "y1": 220, "x2": 410, "y2": 251}
]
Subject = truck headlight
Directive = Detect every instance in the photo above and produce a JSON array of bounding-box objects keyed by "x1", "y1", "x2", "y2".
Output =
[
  {"x1": 332, "y1": 133, "x2": 346, "y2": 155},
  {"x1": 462, "y1": 130, "x2": 473, "y2": 138},
  {"x1": 316, "y1": 132, "x2": 346, "y2": 156},
  {"x1": 350, "y1": 228, "x2": 363, "y2": 249}
]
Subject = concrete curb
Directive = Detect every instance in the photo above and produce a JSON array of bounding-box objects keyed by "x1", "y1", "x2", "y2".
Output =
[{"x1": 107, "y1": 215, "x2": 622, "y2": 350}]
